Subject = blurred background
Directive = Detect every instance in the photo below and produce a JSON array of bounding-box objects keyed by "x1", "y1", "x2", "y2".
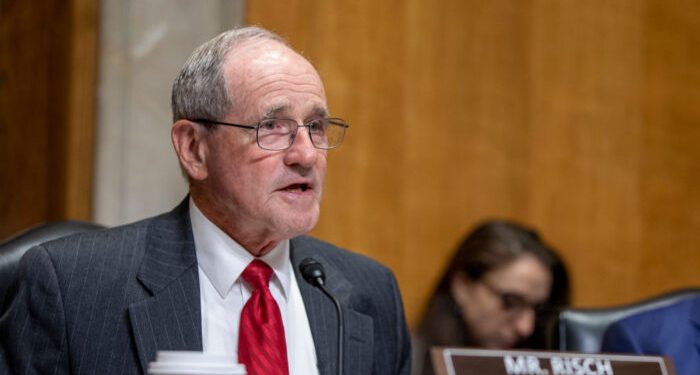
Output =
[{"x1": 1, "y1": 0, "x2": 699, "y2": 326}]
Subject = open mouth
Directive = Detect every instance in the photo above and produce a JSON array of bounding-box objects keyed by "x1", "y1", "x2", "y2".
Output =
[{"x1": 282, "y1": 183, "x2": 311, "y2": 192}]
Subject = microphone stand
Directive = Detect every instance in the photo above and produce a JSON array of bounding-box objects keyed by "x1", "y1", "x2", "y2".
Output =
[
  {"x1": 299, "y1": 258, "x2": 344, "y2": 375},
  {"x1": 317, "y1": 282, "x2": 343, "y2": 375}
]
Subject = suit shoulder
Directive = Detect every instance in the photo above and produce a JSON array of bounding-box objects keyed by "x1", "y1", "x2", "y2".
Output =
[
  {"x1": 33, "y1": 211, "x2": 187, "y2": 276},
  {"x1": 618, "y1": 297, "x2": 696, "y2": 328},
  {"x1": 609, "y1": 296, "x2": 698, "y2": 347},
  {"x1": 39, "y1": 201, "x2": 187, "y2": 254},
  {"x1": 39, "y1": 217, "x2": 151, "y2": 253}
]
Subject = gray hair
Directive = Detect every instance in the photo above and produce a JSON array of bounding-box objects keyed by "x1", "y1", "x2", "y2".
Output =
[{"x1": 171, "y1": 26, "x2": 287, "y2": 122}]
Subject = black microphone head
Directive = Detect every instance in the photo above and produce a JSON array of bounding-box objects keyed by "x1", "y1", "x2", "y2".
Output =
[{"x1": 299, "y1": 258, "x2": 326, "y2": 287}]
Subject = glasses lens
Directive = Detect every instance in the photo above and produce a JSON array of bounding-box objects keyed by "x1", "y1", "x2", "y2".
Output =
[
  {"x1": 257, "y1": 119, "x2": 296, "y2": 150},
  {"x1": 256, "y1": 118, "x2": 347, "y2": 150},
  {"x1": 483, "y1": 281, "x2": 537, "y2": 316},
  {"x1": 309, "y1": 119, "x2": 346, "y2": 149},
  {"x1": 500, "y1": 293, "x2": 529, "y2": 313}
]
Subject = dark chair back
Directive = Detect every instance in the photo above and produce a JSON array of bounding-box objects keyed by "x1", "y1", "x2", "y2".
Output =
[
  {"x1": 553, "y1": 288, "x2": 700, "y2": 353},
  {"x1": 0, "y1": 221, "x2": 104, "y2": 304}
]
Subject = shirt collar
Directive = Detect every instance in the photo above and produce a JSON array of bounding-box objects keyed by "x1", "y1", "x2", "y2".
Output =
[{"x1": 189, "y1": 198, "x2": 292, "y2": 300}]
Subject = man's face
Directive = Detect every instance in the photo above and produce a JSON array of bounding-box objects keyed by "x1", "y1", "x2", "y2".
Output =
[{"x1": 196, "y1": 40, "x2": 328, "y2": 252}]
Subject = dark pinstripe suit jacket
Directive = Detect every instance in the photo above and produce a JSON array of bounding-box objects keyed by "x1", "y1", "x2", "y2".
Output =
[{"x1": 0, "y1": 200, "x2": 411, "y2": 375}]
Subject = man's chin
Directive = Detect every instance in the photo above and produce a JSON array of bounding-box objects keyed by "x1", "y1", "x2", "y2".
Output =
[{"x1": 274, "y1": 213, "x2": 319, "y2": 238}]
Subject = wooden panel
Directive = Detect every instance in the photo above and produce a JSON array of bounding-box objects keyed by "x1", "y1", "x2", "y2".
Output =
[
  {"x1": 527, "y1": 1, "x2": 646, "y2": 305},
  {"x1": 0, "y1": 0, "x2": 97, "y2": 238},
  {"x1": 247, "y1": 0, "x2": 700, "y2": 325},
  {"x1": 639, "y1": 0, "x2": 700, "y2": 297},
  {"x1": 63, "y1": 0, "x2": 99, "y2": 220},
  {"x1": 0, "y1": 0, "x2": 55, "y2": 237}
]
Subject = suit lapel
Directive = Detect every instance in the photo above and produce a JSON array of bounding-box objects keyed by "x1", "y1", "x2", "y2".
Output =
[
  {"x1": 128, "y1": 201, "x2": 203, "y2": 373},
  {"x1": 291, "y1": 237, "x2": 374, "y2": 375}
]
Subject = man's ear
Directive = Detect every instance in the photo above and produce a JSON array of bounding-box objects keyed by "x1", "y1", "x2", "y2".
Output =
[{"x1": 172, "y1": 119, "x2": 209, "y2": 181}]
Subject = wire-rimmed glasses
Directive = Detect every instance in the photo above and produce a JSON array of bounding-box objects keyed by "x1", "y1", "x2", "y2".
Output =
[{"x1": 192, "y1": 117, "x2": 349, "y2": 151}]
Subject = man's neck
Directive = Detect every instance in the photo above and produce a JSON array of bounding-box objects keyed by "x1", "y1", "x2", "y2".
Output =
[{"x1": 189, "y1": 193, "x2": 281, "y2": 257}]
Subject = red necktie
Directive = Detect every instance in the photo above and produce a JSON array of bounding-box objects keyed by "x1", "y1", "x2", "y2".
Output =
[{"x1": 238, "y1": 259, "x2": 289, "y2": 375}]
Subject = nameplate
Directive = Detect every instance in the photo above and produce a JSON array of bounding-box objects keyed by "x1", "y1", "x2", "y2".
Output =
[{"x1": 431, "y1": 347, "x2": 675, "y2": 375}]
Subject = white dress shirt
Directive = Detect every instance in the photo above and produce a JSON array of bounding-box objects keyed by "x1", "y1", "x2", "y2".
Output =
[{"x1": 190, "y1": 199, "x2": 319, "y2": 375}]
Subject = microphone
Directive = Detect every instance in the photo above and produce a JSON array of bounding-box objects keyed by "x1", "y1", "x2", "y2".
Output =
[{"x1": 299, "y1": 258, "x2": 343, "y2": 375}]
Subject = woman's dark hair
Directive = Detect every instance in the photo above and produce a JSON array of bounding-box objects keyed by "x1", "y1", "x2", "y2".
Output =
[{"x1": 416, "y1": 219, "x2": 570, "y2": 348}]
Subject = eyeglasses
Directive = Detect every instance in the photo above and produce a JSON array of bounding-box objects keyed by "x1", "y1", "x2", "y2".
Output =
[
  {"x1": 481, "y1": 281, "x2": 547, "y2": 317},
  {"x1": 192, "y1": 117, "x2": 349, "y2": 151}
]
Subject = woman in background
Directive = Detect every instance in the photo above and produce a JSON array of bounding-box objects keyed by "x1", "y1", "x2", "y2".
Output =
[{"x1": 412, "y1": 220, "x2": 570, "y2": 375}]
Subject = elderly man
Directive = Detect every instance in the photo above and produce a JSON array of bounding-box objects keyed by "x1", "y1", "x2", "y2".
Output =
[{"x1": 0, "y1": 27, "x2": 411, "y2": 375}]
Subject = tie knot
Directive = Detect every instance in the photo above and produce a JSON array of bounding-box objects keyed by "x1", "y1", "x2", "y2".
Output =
[{"x1": 241, "y1": 259, "x2": 273, "y2": 290}]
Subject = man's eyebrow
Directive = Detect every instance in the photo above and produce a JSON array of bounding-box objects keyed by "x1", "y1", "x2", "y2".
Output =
[
  {"x1": 309, "y1": 106, "x2": 329, "y2": 118},
  {"x1": 262, "y1": 104, "x2": 291, "y2": 119},
  {"x1": 261, "y1": 104, "x2": 329, "y2": 119}
]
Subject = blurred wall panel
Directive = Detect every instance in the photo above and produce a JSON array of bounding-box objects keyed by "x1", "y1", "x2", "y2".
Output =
[
  {"x1": 638, "y1": 0, "x2": 700, "y2": 302},
  {"x1": 0, "y1": 0, "x2": 97, "y2": 238},
  {"x1": 247, "y1": 0, "x2": 700, "y2": 325}
]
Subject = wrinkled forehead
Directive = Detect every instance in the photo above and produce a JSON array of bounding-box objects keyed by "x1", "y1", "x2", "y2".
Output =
[{"x1": 223, "y1": 39, "x2": 326, "y2": 100}]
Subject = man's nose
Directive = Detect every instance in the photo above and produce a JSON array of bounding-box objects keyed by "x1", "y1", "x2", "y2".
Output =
[{"x1": 284, "y1": 128, "x2": 319, "y2": 167}]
